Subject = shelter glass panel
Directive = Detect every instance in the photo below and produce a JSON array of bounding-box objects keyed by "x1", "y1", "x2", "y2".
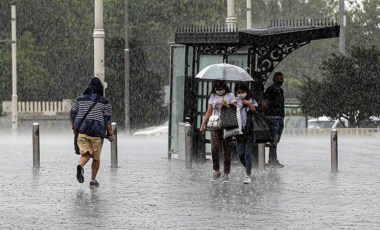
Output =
[
  {"x1": 227, "y1": 54, "x2": 248, "y2": 70},
  {"x1": 199, "y1": 55, "x2": 223, "y2": 71},
  {"x1": 169, "y1": 45, "x2": 186, "y2": 154}
]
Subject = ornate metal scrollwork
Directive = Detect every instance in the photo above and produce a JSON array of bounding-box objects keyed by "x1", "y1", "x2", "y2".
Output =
[
  {"x1": 251, "y1": 40, "x2": 309, "y2": 84},
  {"x1": 196, "y1": 44, "x2": 242, "y2": 55}
]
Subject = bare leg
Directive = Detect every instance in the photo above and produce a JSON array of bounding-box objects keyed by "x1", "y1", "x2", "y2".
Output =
[
  {"x1": 79, "y1": 152, "x2": 92, "y2": 167},
  {"x1": 77, "y1": 152, "x2": 91, "y2": 183},
  {"x1": 91, "y1": 160, "x2": 100, "y2": 181}
]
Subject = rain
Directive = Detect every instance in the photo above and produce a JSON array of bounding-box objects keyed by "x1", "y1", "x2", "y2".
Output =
[{"x1": 0, "y1": 0, "x2": 379, "y2": 229}]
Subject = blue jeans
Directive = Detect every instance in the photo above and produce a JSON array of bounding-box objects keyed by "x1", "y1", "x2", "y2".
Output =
[
  {"x1": 265, "y1": 116, "x2": 284, "y2": 162},
  {"x1": 236, "y1": 133, "x2": 253, "y2": 174}
]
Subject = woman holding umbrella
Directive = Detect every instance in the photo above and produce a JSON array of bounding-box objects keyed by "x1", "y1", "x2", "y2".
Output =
[{"x1": 200, "y1": 80, "x2": 236, "y2": 183}]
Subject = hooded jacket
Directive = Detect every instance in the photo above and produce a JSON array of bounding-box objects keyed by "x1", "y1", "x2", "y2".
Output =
[{"x1": 70, "y1": 77, "x2": 112, "y2": 138}]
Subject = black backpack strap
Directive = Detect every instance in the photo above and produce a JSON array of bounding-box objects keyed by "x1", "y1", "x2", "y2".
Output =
[{"x1": 73, "y1": 99, "x2": 99, "y2": 155}]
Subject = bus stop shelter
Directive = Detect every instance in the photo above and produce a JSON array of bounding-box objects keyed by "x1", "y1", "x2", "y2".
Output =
[{"x1": 168, "y1": 19, "x2": 340, "y2": 161}]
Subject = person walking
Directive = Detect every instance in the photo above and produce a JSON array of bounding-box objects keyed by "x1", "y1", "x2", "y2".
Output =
[
  {"x1": 200, "y1": 80, "x2": 236, "y2": 183},
  {"x1": 263, "y1": 72, "x2": 285, "y2": 168},
  {"x1": 70, "y1": 77, "x2": 114, "y2": 187},
  {"x1": 234, "y1": 82, "x2": 258, "y2": 184}
]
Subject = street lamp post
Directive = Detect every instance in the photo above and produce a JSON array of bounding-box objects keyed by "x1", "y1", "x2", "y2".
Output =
[
  {"x1": 226, "y1": 0, "x2": 237, "y2": 30},
  {"x1": 11, "y1": 3, "x2": 17, "y2": 130},
  {"x1": 246, "y1": 0, "x2": 252, "y2": 29},
  {"x1": 339, "y1": 0, "x2": 345, "y2": 54},
  {"x1": 124, "y1": 0, "x2": 130, "y2": 134},
  {"x1": 94, "y1": 0, "x2": 105, "y2": 85}
]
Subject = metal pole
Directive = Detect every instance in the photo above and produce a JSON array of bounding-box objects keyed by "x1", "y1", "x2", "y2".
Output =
[
  {"x1": 124, "y1": 0, "x2": 130, "y2": 134},
  {"x1": 338, "y1": 0, "x2": 345, "y2": 54},
  {"x1": 111, "y1": 122, "x2": 118, "y2": 168},
  {"x1": 185, "y1": 122, "x2": 192, "y2": 169},
  {"x1": 11, "y1": 4, "x2": 18, "y2": 130},
  {"x1": 94, "y1": 0, "x2": 105, "y2": 85},
  {"x1": 226, "y1": 0, "x2": 237, "y2": 29},
  {"x1": 331, "y1": 129, "x2": 338, "y2": 172},
  {"x1": 33, "y1": 123, "x2": 40, "y2": 168},
  {"x1": 246, "y1": 0, "x2": 252, "y2": 29},
  {"x1": 258, "y1": 143, "x2": 265, "y2": 170}
]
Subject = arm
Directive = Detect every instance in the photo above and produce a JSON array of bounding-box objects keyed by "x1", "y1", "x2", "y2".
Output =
[
  {"x1": 261, "y1": 99, "x2": 268, "y2": 112},
  {"x1": 243, "y1": 99, "x2": 256, "y2": 112},
  {"x1": 104, "y1": 100, "x2": 114, "y2": 142},
  {"x1": 106, "y1": 123, "x2": 114, "y2": 142},
  {"x1": 230, "y1": 101, "x2": 237, "y2": 108},
  {"x1": 200, "y1": 104, "x2": 213, "y2": 134},
  {"x1": 222, "y1": 93, "x2": 237, "y2": 108},
  {"x1": 262, "y1": 88, "x2": 270, "y2": 112}
]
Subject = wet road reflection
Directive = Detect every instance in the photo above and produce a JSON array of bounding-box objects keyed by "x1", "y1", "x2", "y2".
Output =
[{"x1": 0, "y1": 134, "x2": 379, "y2": 229}]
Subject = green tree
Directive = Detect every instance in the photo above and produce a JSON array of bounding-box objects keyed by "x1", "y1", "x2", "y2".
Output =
[
  {"x1": 298, "y1": 46, "x2": 380, "y2": 126},
  {"x1": 103, "y1": 0, "x2": 228, "y2": 128},
  {"x1": 1, "y1": 0, "x2": 378, "y2": 130},
  {"x1": 346, "y1": 0, "x2": 380, "y2": 48},
  {"x1": 0, "y1": 0, "x2": 229, "y2": 129},
  {"x1": 0, "y1": 0, "x2": 94, "y2": 102},
  {"x1": 235, "y1": 0, "x2": 340, "y2": 99}
]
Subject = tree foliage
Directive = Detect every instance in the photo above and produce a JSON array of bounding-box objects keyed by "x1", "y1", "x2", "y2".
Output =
[
  {"x1": 0, "y1": 0, "x2": 93, "y2": 102},
  {"x1": 0, "y1": 0, "x2": 379, "y2": 129},
  {"x1": 299, "y1": 46, "x2": 380, "y2": 126},
  {"x1": 346, "y1": 0, "x2": 380, "y2": 48}
]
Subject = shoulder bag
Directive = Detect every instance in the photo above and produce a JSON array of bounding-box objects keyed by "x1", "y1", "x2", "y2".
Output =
[
  {"x1": 219, "y1": 106, "x2": 239, "y2": 130},
  {"x1": 207, "y1": 114, "x2": 220, "y2": 130},
  {"x1": 252, "y1": 111, "x2": 273, "y2": 143}
]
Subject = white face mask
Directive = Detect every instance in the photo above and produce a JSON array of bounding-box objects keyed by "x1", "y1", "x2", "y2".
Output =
[
  {"x1": 215, "y1": 90, "x2": 225, "y2": 96},
  {"x1": 237, "y1": 93, "x2": 247, "y2": 99}
]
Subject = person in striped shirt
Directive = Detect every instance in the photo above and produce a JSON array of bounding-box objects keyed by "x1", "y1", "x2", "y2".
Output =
[{"x1": 70, "y1": 77, "x2": 114, "y2": 187}]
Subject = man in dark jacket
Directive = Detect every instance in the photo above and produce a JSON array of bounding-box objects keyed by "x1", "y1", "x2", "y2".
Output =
[
  {"x1": 263, "y1": 72, "x2": 285, "y2": 168},
  {"x1": 70, "y1": 77, "x2": 114, "y2": 187}
]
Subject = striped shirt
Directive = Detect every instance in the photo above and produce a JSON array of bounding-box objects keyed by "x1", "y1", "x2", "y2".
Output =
[{"x1": 70, "y1": 93, "x2": 112, "y2": 138}]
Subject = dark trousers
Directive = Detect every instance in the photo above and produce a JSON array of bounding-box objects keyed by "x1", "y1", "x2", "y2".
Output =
[
  {"x1": 265, "y1": 116, "x2": 284, "y2": 162},
  {"x1": 236, "y1": 134, "x2": 253, "y2": 174},
  {"x1": 210, "y1": 130, "x2": 232, "y2": 174}
]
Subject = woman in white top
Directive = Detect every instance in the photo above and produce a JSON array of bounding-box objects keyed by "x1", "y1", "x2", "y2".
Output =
[
  {"x1": 200, "y1": 80, "x2": 236, "y2": 182},
  {"x1": 234, "y1": 82, "x2": 258, "y2": 184}
]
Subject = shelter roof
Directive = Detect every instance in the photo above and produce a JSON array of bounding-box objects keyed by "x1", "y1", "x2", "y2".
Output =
[{"x1": 175, "y1": 19, "x2": 340, "y2": 47}]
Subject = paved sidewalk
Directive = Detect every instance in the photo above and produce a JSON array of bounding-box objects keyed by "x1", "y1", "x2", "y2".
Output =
[{"x1": 0, "y1": 132, "x2": 379, "y2": 229}]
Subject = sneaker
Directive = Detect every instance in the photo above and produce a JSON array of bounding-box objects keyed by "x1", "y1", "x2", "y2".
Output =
[
  {"x1": 222, "y1": 174, "x2": 229, "y2": 183},
  {"x1": 243, "y1": 174, "x2": 251, "y2": 184},
  {"x1": 210, "y1": 171, "x2": 221, "y2": 181},
  {"x1": 269, "y1": 160, "x2": 284, "y2": 168},
  {"x1": 76, "y1": 165, "x2": 84, "y2": 183},
  {"x1": 89, "y1": 180, "x2": 99, "y2": 188}
]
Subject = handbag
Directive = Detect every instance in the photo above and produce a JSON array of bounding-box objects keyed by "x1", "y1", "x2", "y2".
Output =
[
  {"x1": 207, "y1": 114, "x2": 220, "y2": 130},
  {"x1": 223, "y1": 107, "x2": 242, "y2": 138},
  {"x1": 219, "y1": 106, "x2": 239, "y2": 130},
  {"x1": 74, "y1": 100, "x2": 98, "y2": 155},
  {"x1": 252, "y1": 112, "x2": 273, "y2": 143}
]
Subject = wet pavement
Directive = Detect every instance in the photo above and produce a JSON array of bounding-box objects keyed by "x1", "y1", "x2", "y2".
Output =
[{"x1": 0, "y1": 131, "x2": 379, "y2": 229}]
